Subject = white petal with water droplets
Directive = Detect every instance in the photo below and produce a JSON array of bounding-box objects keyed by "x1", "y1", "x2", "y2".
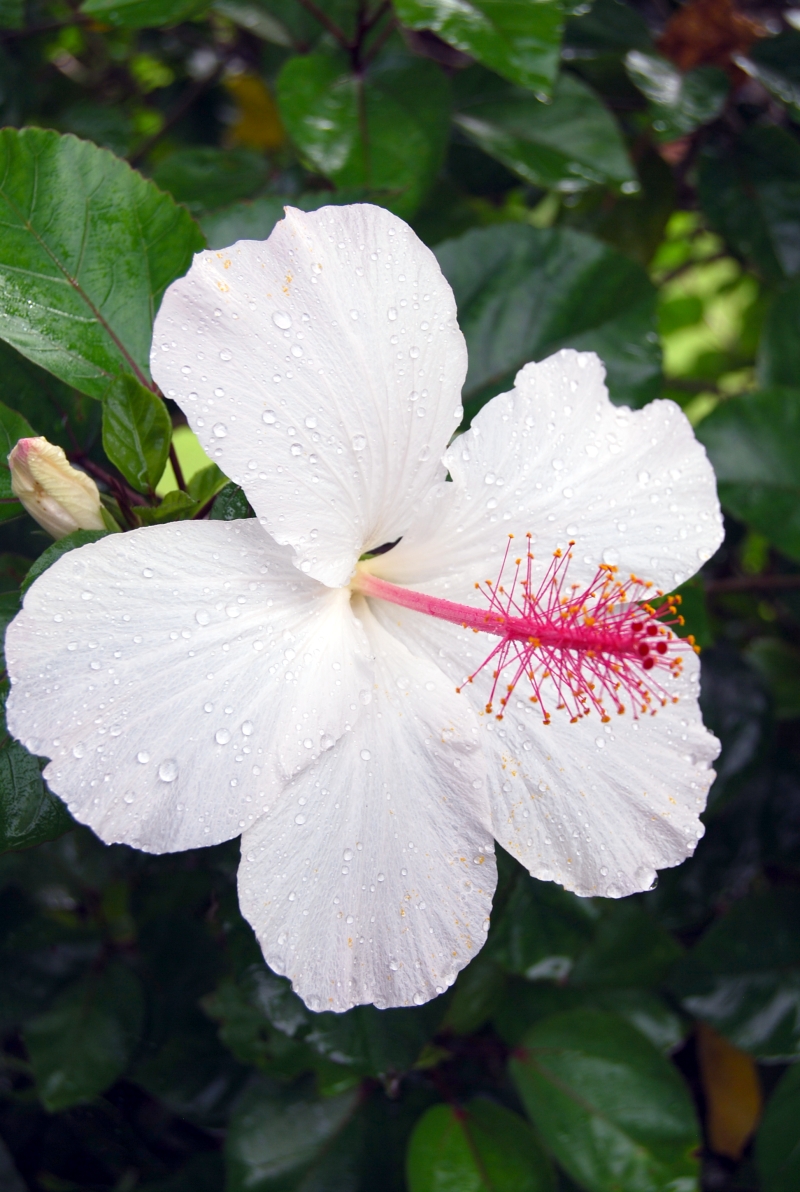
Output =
[
  {"x1": 238, "y1": 599, "x2": 495, "y2": 1012},
  {"x1": 365, "y1": 600, "x2": 718, "y2": 897},
  {"x1": 370, "y1": 349, "x2": 723, "y2": 597},
  {"x1": 6, "y1": 521, "x2": 371, "y2": 852},
  {"x1": 152, "y1": 204, "x2": 467, "y2": 588}
]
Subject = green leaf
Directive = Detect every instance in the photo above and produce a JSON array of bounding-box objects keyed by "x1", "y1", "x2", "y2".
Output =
[
  {"x1": 200, "y1": 191, "x2": 364, "y2": 251},
  {"x1": 225, "y1": 1077, "x2": 361, "y2": 1191},
  {"x1": 21, "y1": 529, "x2": 109, "y2": 595},
  {"x1": 743, "y1": 29, "x2": 800, "y2": 114},
  {"x1": 102, "y1": 374, "x2": 172, "y2": 492},
  {"x1": 758, "y1": 277, "x2": 800, "y2": 388},
  {"x1": 488, "y1": 870, "x2": 597, "y2": 980},
  {"x1": 454, "y1": 72, "x2": 636, "y2": 193},
  {"x1": 695, "y1": 387, "x2": 800, "y2": 561},
  {"x1": 568, "y1": 901, "x2": 683, "y2": 989},
  {"x1": 564, "y1": 0, "x2": 652, "y2": 55},
  {"x1": 745, "y1": 637, "x2": 800, "y2": 721},
  {"x1": 0, "y1": 127, "x2": 203, "y2": 400},
  {"x1": 0, "y1": 682, "x2": 72, "y2": 853},
  {"x1": 0, "y1": 1, "x2": 24, "y2": 30},
  {"x1": 0, "y1": 338, "x2": 99, "y2": 454},
  {"x1": 277, "y1": 51, "x2": 451, "y2": 217},
  {"x1": 394, "y1": 0, "x2": 563, "y2": 95},
  {"x1": 212, "y1": 1, "x2": 294, "y2": 45},
  {"x1": 407, "y1": 1099, "x2": 555, "y2": 1192},
  {"x1": 510, "y1": 1010, "x2": 700, "y2": 1192},
  {"x1": 186, "y1": 462, "x2": 228, "y2": 507},
  {"x1": 80, "y1": 0, "x2": 210, "y2": 27},
  {"x1": 625, "y1": 53, "x2": 728, "y2": 141},
  {"x1": 210, "y1": 481, "x2": 254, "y2": 520},
  {"x1": 0, "y1": 397, "x2": 36, "y2": 519},
  {"x1": 24, "y1": 960, "x2": 144, "y2": 1110},
  {"x1": 670, "y1": 889, "x2": 800, "y2": 1061},
  {"x1": 137, "y1": 489, "x2": 198, "y2": 524},
  {"x1": 436, "y1": 223, "x2": 661, "y2": 418},
  {"x1": 756, "y1": 1064, "x2": 800, "y2": 1192},
  {"x1": 698, "y1": 126, "x2": 800, "y2": 285},
  {"x1": 306, "y1": 1001, "x2": 445, "y2": 1076},
  {"x1": 151, "y1": 147, "x2": 270, "y2": 216}
]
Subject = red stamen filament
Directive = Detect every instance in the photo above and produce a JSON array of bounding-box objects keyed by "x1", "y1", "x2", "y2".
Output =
[{"x1": 354, "y1": 537, "x2": 696, "y2": 725}]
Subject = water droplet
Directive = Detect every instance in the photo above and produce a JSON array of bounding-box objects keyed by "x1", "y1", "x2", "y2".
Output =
[
  {"x1": 158, "y1": 759, "x2": 178, "y2": 782},
  {"x1": 262, "y1": 410, "x2": 277, "y2": 425},
  {"x1": 303, "y1": 738, "x2": 313, "y2": 749},
  {"x1": 387, "y1": 307, "x2": 397, "y2": 321},
  {"x1": 352, "y1": 434, "x2": 366, "y2": 452},
  {"x1": 124, "y1": 791, "x2": 135, "y2": 804},
  {"x1": 304, "y1": 415, "x2": 317, "y2": 429},
  {"x1": 195, "y1": 610, "x2": 210, "y2": 626},
  {"x1": 484, "y1": 472, "x2": 496, "y2": 485},
  {"x1": 343, "y1": 848, "x2": 353, "y2": 861},
  {"x1": 360, "y1": 749, "x2": 371, "y2": 761},
  {"x1": 216, "y1": 728, "x2": 231, "y2": 745},
  {"x1": 295, "y1": 814, "x2": 306, "y2": 824},
  {"x1": 638, "y1": 470, "x2": 650, "y2": 484},
  {"x1": 219, "y1": 349, "x2": 232, "y2": 361},
  {"x1": 595, "y1": 737, "x2": 605, "y2": 749},
  {"x1": 290, "y1": 443, "x2": 302, "y2": 456},
  {"x1": 409, "y1": 346, "x2": 419, "y2": 359},
  {"x1": 204, "y1": 703, "x2": 213, "y2": 713},
  {"x1": 137, "y1": 751, "x2": 150, "y2": 764},
  {"x1": 272, "y1": 311, "x2": 292, "y2": 329},
  {"x1": 72, "y1": 743, "x2": 85, "y2": 759},
  {"x1": 213, "y1": 423, "x2": 227, "y2": 438},
  {"x1": 242, "y1": 721, "x2": 253, "y2": 736},
  {"x1": 81, "y1": 591, "x2": 92, "y2": 600},
  {"x1": 321, "y1": 734, "x2": 334, "y2": 750},
  {"x1": 602, "y1": 547, "x2": 620, "y2": 566},
  {"x1": 377, "y1": 872, "x2": 385, "y2": 882},
  {"x1": 389, "y1": 959, "x2": 399, "y2": 971},
  {"x1": 413, "y1": 992, "x2": 425, "y2": 1005}
]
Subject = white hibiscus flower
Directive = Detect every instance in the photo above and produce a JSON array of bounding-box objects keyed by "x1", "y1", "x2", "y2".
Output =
[{"x1": 6, "y1": 204, "x2": 723, "y2": 1013}]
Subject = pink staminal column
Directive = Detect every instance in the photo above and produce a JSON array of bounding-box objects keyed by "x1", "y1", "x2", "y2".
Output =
[{"x1": 354, "y1": 537, "x2": 696, "y2": 726}]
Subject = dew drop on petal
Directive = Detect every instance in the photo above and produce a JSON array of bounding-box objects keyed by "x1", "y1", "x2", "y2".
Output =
[
  {"x1": 213, "y1": 423, "x2": 227, "y2": 438},
  {"x1": 72, "y1": 743, "x2": 85, "y2": 759},
  {"x1": 360, "y1": 749, "x2": 371, "y2": 761},
  {"x1": 262, "y1": 410, "x2": 277, "y2": 425},
  {"x1": 377, "y1": 872, "x2": 385, "y2": 882},
  {"x1": 304, "y1": 415, "x2": 317, "y2": 429},
  {"x1": 387, "y1": 307, "x2": 397, "y2": 321},
  {"x1": 137, "y1": 751, "x2": 150, "y2": 764},
  {"x1": 272, "y1": 311, "x2": 292, "y2": 329},
  {"x1": 352, "y1": 434, "x2": 366, "y2": 452},
  {"x1": 196, "y1": 610, "x2": 210, "y2": 625},
  {"x1": 158, "y1": 759, "x2": 178, "y2": 782},
  {"x1": 242, "y1": 721, "x2": 253, "y2": 736},
  {"x1": 602, "y1": 547, "x2": 620, "y2": 565},
  {"x1": 215, "y1": 728, "x2": 231, "y2": 745}
]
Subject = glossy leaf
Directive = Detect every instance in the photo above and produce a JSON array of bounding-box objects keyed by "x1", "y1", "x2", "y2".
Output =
[
  {"x1": 510, "y1": 1010, "x2": 700, "y2": 1192},
  {"x1": 277, "y1": 51, "x2": 450, "y2": 217},
  {"x1": 488, "y1": 870, "x2": 596, "y2": 980},
  {"x1": 625, "y1": 53, "x2": 728, "y2": 141},
  {"x1": 756, "y1": 1064, "x2": 800, "y2": 1192},
  {"x1": 151, "y1": 147, "x2": 270, "y2": 216},
  {"x1": 436, "y1": 223, "x2": 661, "y2": 417},
  {"x1": 743, "y1": 29, "x2": 800, "y2": 114},
  {"x1": 758, "y1": 277, "x2": 800, "y2": 388},
  {"x1": 0, "y1": 338, "x2": 99, "y2": 454},
  {"x1": 24, "y1": 960, "x2": 144, "y2": 1110},
  {"x1": 454, "y1": 72, "x2": 635, "y2": 193},
  {"x1": 102, "y1": 375, "x2": 172, "y2": 493},
  {"x1": 80, "y1": 0, "x2": 210, "y2": 26},
  {"x1": 407, "y1": 1099, "x2": 555, "y2": 1192},
  {"x1": 695, "y1": 388, "x2": 800, "y2": 561},
  {"x1": 225, "y1": 1077, "x2": 361, "y2": 1191},
  {"x1": 698, "y1": 126, "x2": 800, "y2": 285},
  {"x1": 209, "y1": 481, "x2": 254, "y2": 520},
  {"x1": 394, "y1": 0, "x2": 563, "y2": 94},
  {"x1": 568, "y1": 901, "x2": 683, "y2": 989},
  {"x1": 671, "y1": 889, "x2": 800, "y2": 1060},
  {"x1": 564, "y1": 0, "x2": 652, "y2": 55},
  {"x1": 0, "y1": 127, "x2": 203, "y2": 400}
]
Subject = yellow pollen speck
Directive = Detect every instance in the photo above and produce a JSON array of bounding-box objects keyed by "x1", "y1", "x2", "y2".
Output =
[{"x1": 216, "y1": 281, "x2": 229, "y2": 292}]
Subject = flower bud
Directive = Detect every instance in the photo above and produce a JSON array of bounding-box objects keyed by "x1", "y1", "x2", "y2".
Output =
[{"x1": 9, "y1": 437, "x2": 106, "y2": 539}]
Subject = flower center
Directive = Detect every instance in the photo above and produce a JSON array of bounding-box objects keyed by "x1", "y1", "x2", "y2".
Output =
[{"x1": 354, "y1": 536, "x2": 696, "y2": 725}]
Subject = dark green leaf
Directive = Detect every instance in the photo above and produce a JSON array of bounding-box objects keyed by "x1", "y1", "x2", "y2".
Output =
[
  {"x1": 210, "y1": 480, "x2": 254, "y2": 520},
  {"x1": 488, "y1": 870, "x2": 597, "y2": 980},
  {"x1": 186, "y1": 462, "x2": 228, "y2": 506},
  {"x1": 564, "y1": 0, "x2": 652, "y2": 55},
  {"x1": 0, "y1": 338, "x2": 99, "y2": 454},
  {"x1": 758, "y1": 278, "x2": 800, "y2": 388},
  {"x1": 745, "y1": 637, "x2": 800, "y2": 721},
  {"x1": 80, "y1": 0, "x2": 210, "y2": 27},
  {"x1": 695, "y1": 387, "x2": 800, "y2": 561},
  {"x1": 436, "y1": 223, "x2": 661, "y2": 418},
  {"x1": 755, "y1": 1064, "x2": 800, "y2": 1192},
  {"x1": 394, "y1": 0, "x2": 563, "y2": 94},
  {"x1": 137, "y1": 489, "x2": 197, "y2": 524},
  {"x1": 407, "y1": 1099, "x2": 555, "y2": 1192},
  {"x1": 0, "y1": 397, "x2": 36, "y2": 518},
  {"x1": 21, "y1": 529, "x2": 110, "y2": 594},
  {"x1": 200, "y1": 191, "x2": 364, "y2": 251},
  {"x1": 151, "y1": 147, "x2": 270, "y2": 216},
  {"x1": 670, "y1": 889, "x2": 800, "y2": 1060},
  {"x1": 510, "y1": 1010, "x2": 700, "y2": 1192},
  {"x1": 743, "y1": 30, "x2": 800, "y2": 114},
  {"x1": 0, "y1": 127, "x2": 203, "y2": 400},
  {"x1": 102, "y1": 374, "x2": 172, "y2": 492},
  {"x1": 24, "y1": 960, "x2": 144, "y2": 1110},
  {"x1": 0, "y1": 1, "x2": 23, "y2": 30},
  {"x1": 442, "y1": 952, "x2": 507, "y2": 1035},
  {"x1": 699, "y1": 644, "x2": 770, "y2": 798},
  {"x1": 306, "y1": 1001, "x2": 445, "y2": 1076},
  {"x1": 212, "y1": 1, "x2": 295, "y2": 45},
  {"x1": 0, "y1": 679, "x2": 72, "y2": 853},
  {"x1": 454, "y1": 72, "x2": 635, "y2": 192},
  {"x1": 698, "y1": 127, "x2": 800, "y2": 284},
  {"x1": 225, "y1": 1077, "x2": 361, "y2": 1191},
  {"x1": 625, "y1": 53, "x2": 728, "y2": 141},
  {"x1": 568, "y1": 901, "x2": 683, "y2": 989},
  {"x1": 277, "y1": 51, "x2": 451, "y2": 217}
]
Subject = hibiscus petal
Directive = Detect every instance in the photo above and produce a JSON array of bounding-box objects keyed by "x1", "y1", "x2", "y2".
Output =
[
  {"x1": 366, "y1": 603, "x2": 718, "y2": 898},
  {"x1": 237, "y1": 599, "x2": 495, "y2": 1013},
  {"x1": 370, "y1": 349, "x2": 723, "y2": 597},
  {"x1": 151, "y1": 204, "x2": 467, "y2": 588},
  {"x1": 6, "y1": 521, "x2": 371, "y2": 852}
]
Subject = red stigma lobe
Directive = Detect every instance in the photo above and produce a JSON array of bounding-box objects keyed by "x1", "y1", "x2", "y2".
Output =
[{"x1": 355, "y1": 537, "x2": 695, "y2": 726}]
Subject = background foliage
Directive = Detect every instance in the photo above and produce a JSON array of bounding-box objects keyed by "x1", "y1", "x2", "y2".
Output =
[{"x1": 0, "y1": 0, "x2": 799, "y2": 1189}]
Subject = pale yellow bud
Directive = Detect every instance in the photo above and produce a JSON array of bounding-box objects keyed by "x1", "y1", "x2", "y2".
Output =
[{"x1": 9, "y1": 436, "x2": 105, "y2": 540}]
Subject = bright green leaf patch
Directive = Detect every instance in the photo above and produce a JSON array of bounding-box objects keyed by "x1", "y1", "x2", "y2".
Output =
[
  {"x1": 0, "y1": 128, "x2": 204, "y2": 401},
  {"x1": 407, "y1": 1099, "x2": 555, "y2": 1192},
  {"x1": 394, "y1": 0, "x2": 563, "y2": 95},
  {"x1": 510, "y1": 1010, "x2": 700, "y2": 1192}
]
